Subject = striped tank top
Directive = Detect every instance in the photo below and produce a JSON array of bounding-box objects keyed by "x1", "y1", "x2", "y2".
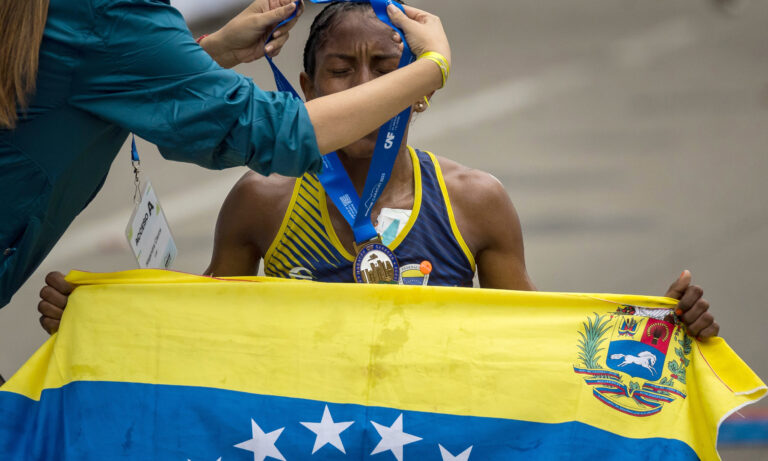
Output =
[{"x1": 263, "y1": 147, "x2": 475, "y2": 287}]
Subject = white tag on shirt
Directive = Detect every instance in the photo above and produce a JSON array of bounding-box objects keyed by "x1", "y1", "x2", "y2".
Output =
[
  {"x1": 125, "y1": 181, "x2": 177, "y2": 269},
  {"x1": 375, "y1": 208, "x2": 412, "y2": 247}
]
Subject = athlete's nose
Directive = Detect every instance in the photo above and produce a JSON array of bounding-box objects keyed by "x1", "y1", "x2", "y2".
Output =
[{"x1": 355, "y1": 65, "x2": 376, "y2": 86}]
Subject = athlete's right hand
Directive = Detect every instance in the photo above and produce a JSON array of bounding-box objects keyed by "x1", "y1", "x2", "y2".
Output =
[
  {"x1": 387, "y1": 4, "x2": 451, "y2": 67},
  {"x1": 38, "y1": 271, "x2": 73, "y2": 335}
]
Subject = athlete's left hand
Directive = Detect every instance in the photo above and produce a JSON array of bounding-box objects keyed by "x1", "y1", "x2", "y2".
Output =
[
  {"x1": 200, "y1": 0, "x2": 303, "y2": 68},
  {"x1": 664, "y1": 270, "x2": 719, "y2": 339}
]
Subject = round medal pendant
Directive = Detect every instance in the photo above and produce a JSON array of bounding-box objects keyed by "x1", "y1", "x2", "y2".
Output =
[{"x1": 353, "y1": 243, "x2": 400, "y2": 284}]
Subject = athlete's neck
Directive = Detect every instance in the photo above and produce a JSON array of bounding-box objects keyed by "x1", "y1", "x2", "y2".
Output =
[{"x1": 336, "y1": 145, "x2": 413, "y2": 199}]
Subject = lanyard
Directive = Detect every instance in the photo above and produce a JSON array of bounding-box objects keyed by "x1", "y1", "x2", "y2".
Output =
[
  {"x1": 265, "y1": 0, "x2": 414, "y2": 245},
  {"x1": 131, "y1": 134, "x2": 142, "y2": 203},
  {"x1": 131, "y1": 134, "x2": 140, "y2": 162}
]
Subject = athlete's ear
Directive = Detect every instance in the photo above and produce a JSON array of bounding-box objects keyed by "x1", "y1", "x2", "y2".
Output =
[
  {"x1": 300, "y1": 72, "x2": 316, "y2": 101},
  {"x1": 412, "y1": 91, "x2": 436, "y2": 113}
]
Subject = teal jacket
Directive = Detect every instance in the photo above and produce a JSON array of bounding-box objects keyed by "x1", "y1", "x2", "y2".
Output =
[{"x1": 0, "y1": 0, "x2": 322, "y2": 307}]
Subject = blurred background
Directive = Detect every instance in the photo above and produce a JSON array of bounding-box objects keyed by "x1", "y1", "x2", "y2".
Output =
[{"x1": 1, "y1": 0, "x2": 766, "y2": 457}]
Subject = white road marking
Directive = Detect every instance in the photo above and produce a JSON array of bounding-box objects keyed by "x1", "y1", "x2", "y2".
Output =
[{"x1": 611, "y1": 19, "x2": 698, "y2": 68}]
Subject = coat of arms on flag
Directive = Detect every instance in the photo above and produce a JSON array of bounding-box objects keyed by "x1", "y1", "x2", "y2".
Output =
[{"x1": 574, "y1": 305, "x2": 690, "y2": 416}]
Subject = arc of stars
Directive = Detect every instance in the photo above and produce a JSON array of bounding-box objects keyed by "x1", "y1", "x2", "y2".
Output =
[{"x1": 194, "y1": 409, "x2": 477, "y2": 460}]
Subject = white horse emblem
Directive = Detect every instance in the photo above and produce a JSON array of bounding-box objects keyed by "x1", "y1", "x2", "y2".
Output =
[{"x1": 610, "y1": 351, "x2": 657, "y2": 375}]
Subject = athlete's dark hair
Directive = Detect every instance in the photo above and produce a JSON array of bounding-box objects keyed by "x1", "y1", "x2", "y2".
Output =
[{"x1": 303, "y1": 0, "x2": 404, "y2": 79}]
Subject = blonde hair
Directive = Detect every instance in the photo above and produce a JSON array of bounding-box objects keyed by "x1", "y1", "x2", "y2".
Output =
[{"x1": 0, "y1": 0, "x2": 50, "y2": 129}]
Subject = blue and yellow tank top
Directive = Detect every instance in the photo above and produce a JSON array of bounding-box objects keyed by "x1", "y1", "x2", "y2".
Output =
[{"x1": 263, "y1": 147, "x2": 475, "y2": 286}]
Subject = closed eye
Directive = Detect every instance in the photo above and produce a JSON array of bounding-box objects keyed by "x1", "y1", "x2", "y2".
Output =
[{"x1": 329, "y1": 68, "x2": 352, "y2": 76}]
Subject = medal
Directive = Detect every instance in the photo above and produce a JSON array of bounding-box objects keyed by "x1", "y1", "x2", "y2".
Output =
[{"x1": 353, "y1": 237, "x2": 400, "y2": 284}]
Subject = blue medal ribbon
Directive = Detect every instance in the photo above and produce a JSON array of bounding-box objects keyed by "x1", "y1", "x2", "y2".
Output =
[{"x1": 264, "y1": 0, "x2": 414, "y2": 245}]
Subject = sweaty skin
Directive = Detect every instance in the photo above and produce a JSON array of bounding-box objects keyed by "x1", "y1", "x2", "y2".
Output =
[{"x1": 38, "y1": 8, "x2": 718, "y2": 340}]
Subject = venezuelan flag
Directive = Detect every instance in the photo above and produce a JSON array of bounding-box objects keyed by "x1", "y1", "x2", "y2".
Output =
[{"x1": 0, "y1": 270, "x2": 764, "y2": 460}]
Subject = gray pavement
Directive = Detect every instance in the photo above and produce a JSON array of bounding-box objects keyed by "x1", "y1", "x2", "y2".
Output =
[{"x1": 1, "y1": 1, "x2": 767, "y2": 457}]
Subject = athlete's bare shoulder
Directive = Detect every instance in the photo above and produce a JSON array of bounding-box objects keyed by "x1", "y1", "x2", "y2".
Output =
[
  {"x1": 436, "y1": 156, "x2": 507, "y2": 202},
  {"x1": 433, "y1": 155, "x2": 520, "y2": 256},
  {"x1": 217, "y1": 171, "x2": 298, "y2": 253},
  {"x1": 231, "y1": 171, "x2": 297, "y2": 206}
]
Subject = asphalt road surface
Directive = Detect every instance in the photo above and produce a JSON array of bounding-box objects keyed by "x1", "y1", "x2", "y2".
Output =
[{"x1": 1, "y1": 1, "x2": 766, "y2": 457}]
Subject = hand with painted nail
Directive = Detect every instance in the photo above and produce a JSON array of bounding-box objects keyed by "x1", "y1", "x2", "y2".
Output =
[
  {"x1": 37, "y1": 271, "x2": 74, "y2": 335},
  {"x1": 199, "y1": 0, "x2": 303, "y2": 69},
  {"x1": 664, "y1": 270, "x2": 719, "y2": 339}
]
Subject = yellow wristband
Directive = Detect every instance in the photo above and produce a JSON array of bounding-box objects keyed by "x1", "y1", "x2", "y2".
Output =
[{"x1": 418, "y1": 51, "x2": 450, "y2": 89}]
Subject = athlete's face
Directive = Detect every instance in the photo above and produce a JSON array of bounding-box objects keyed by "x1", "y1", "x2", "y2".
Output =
[{"x1": 300, "y1": 10, "x2": 407, "y2": 159}]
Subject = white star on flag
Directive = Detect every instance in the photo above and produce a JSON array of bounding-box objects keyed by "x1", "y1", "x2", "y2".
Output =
[
  {"x1": 234, "y1": 419, "x2": 285, "y2": 461},
  {"x1": 370, "y1": 414, "x2": 422, "y2": 461},
  {"x1": 439, "y1": 444, "x2": 473, "y2": 461},
  {"x1": 300, "y1": 405, "x2": 355, "y2": 454}
]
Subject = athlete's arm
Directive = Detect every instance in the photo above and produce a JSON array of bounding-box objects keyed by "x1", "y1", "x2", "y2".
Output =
[
  {"x1": 205, "y1": 173, "x2": 282, "y2": 276},
  {"x1": 445, "y1": 164, "x2": 535, "y2": 291},
  {"x1": 471, "y1": 180, "x2": 536, "y2": 291},
  {"x1": 205, "y1": 183, "x2": 260, "y2": 276}
]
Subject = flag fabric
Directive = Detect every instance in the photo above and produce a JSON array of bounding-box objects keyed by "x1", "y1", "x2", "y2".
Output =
[{"x1": 0, "y1": 270, "x2": 764, "y2": 460}]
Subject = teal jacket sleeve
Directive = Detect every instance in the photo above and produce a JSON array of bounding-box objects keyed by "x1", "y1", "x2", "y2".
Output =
[{"x1": 69, "y1": 0, "x2": 321, "y2": 177}]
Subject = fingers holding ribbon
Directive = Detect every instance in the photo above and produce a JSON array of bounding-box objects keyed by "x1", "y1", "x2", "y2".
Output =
[
  {"x1": 263, "y1": 1, "x2": 303, "y2": 58},
  {"x1": 266, "y1": 0, "x2": 303, "y2": 56},
  {"x1": 265, "y1": 31, "x2": 290, "y2": 57}
]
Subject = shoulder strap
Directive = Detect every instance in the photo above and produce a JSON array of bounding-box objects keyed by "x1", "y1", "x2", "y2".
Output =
[
  {"x1": 425, "y1": 152, "x2": 476, "y2": 272},
  {"x1": 262, "y1": 176, "x2": 304, "y2": 268}
]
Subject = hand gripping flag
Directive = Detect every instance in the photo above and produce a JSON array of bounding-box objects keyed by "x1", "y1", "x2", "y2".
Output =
[{"x1": 0, "y1": 270, "x2": 764, "y2": 460}]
